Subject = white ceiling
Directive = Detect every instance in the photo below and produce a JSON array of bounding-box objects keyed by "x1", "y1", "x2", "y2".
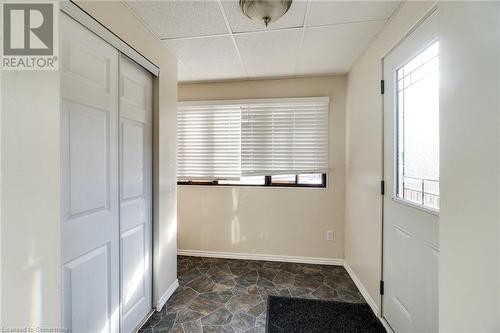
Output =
[{"x1": 125, "y1": 1, "x2": 400, "y2": 83}]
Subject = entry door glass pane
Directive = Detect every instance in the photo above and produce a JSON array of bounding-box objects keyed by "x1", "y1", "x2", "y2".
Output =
[{"x1": 396, "y1": 41, "x2": 440, "y2": 210}]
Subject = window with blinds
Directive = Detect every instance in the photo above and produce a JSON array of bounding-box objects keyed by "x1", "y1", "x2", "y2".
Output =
[
  {"x1": 177, "y1": 103, "x2": 241, "y2": 180},
  {"x1": 241, "y1": 98, "x2": 329, "y2": 176},
  {"x1": 177, "y1": 97, "x2": 329, "y2": 182}
]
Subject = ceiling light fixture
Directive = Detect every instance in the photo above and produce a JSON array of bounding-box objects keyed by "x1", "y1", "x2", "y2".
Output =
[{"x1": 239, "y1": 0, "x2": 293, "y2": 27}]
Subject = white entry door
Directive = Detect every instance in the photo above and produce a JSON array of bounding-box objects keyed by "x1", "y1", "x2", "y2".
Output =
[
  {"x1": 383, "y1": 9, "x2": 439, "y2": 333},
  {"x1": 119, "y1": 55, "x2": 153, "y2": 333},
  {"x1": 61, "y1": 13, "x2": 120, "y2": 333}
]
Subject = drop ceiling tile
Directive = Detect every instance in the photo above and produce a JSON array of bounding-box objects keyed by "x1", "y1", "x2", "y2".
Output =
[
  {"x1": 306, "y1": 1, "x2": 400, "y2": 27},
  {"x1": 165, "y1": 35, "x2": 246, "y2": 81},
  {"x1": 221, "y1": 0, "x2": 307, "y2": 33},
  {"x1": 297, "y1": 20, "x2": 386, "y2": 75},
  {"x1": 235, "y1": 29, "x2": 302, "y2": 78},
  {"x1": 177, "y1": 60, "x2": 198, "y2": 82},
  {"x1": 126, "y1": 1, "x2": 229, "y2": 39}
]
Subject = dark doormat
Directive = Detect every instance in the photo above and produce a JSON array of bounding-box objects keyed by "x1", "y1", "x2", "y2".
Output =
[{"x1": 266, "y1": 296, "x2": 386, "y2": 333}]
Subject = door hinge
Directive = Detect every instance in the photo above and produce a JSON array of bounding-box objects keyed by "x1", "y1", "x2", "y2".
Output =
[
  {"x1": 380, "y1": 80, "x2": 385, "y2": 94},
  {"x1": 380, "y1": 280, "x2": 385, "y2": 295},
  {"x1": 381, "y1": 180, "x2": 385, "y2": 195}
]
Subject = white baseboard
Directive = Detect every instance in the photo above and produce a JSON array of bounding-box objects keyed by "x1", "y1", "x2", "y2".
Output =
[
  {"x1": 156, "y1": 279, "x2": 179, "y2": 311},
  {"x1": 343, "y1": 262, "x2": 380, "y2": 317},
  {"x1": 178, "y1": 249, "x2": 344, "y2": 266}
]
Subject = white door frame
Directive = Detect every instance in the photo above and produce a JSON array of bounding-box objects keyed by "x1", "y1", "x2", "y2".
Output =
[{"x1": 379, "y1": 5, "x2": 438, "y2": 332}]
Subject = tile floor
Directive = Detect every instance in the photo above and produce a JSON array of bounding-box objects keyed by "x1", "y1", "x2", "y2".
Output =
[{"x1": 139, "y1": 256, "x2": 366, "y2": 333}]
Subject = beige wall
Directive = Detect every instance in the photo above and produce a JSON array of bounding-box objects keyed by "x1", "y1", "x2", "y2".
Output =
[
  {"x1": 439, "y1": 2, "x2": 500, "y2": 331},
  {"x1": 1, "y1": 71, "x2": 61, "y2": 327},
  {"x1": 344, "y1": 1, "x2": 436, "y2": 312},
  {"x1": 178, "y1": 76, "x2": 346, "y2": 261},
  {"x1": 0, "y1": 1, "x2": 178, "y2": 326}
]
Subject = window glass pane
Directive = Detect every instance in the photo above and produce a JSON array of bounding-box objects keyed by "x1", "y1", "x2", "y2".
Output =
[
  {"x1": 297, "y1": 173, "x2": 323, "y2": 185},
  {"x1": 396, "y1": 41, "x2": 440, "y2": 210},
  {"x1": 271, "y1": 174, "x2": 296, "y2": 184},
  {"x1": 218, "y1": 176, "x2": 266, "y2": 185}
]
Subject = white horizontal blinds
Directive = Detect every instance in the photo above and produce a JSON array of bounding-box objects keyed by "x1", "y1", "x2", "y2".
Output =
[
  {"x1": 177, "y1": 104, "x2": 241, "y2": 180},
  {"x1": 241, "y1": 98, "x2": 329, "y2": 176}
]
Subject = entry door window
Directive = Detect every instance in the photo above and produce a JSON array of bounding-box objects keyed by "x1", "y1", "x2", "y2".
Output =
[{"x1": 396, "y1": 41, "x2": 439, "y2": 210}]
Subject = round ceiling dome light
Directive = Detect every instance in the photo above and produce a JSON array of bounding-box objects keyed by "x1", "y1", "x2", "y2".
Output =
[{"x1": 239, "y1": 0, "x2": 293, "y2": 27}]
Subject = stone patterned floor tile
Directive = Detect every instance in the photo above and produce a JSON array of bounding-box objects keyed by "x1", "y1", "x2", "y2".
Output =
[
  {"x1": 141, "y1": 308, "x2": 168, "y2": 329},
  {"x1": 170, "y1": 324, "x2": 185, "y2": 333},
  {"x1": 182, "y1": 319, "x2": 202, "y2": 333},
  {"x1": 337, "y1": 286, "x2": 365, "y2": 303},
  {"x1": 166, "y1": 287, "x2": 198, "y2": 313},
  {"x1": 152, "y1": 312, "x2": 177, "y2": 332},
  {"x1": 311, "y1": 285, "x2": 339, "y2": 300},
  {"x1": 201, "y1": 308, "x2": 233, "y2": 326},
  {"x1": 176, "y1": 309, "x2": 204, "y2": 324},
  {"x1": 293, "y1": 271, "x2": 324, "y2": 290},
  {"x1": 140, "y1": 256, "x2": 367, "y2": 333},
  {"x1": 255, "y1": 313, "x2": 266, "y2": 329},
  {"x1": 272, "y1": 270, "x2": 294, "y2": 287},
  {"x1": 214, "y1": 279, "x2": 236, "y2": 290},
  {"x1": 225, "y1": 293, "x2": 262, "y2": 313},
  {"x1": 202, "y1": 325, "x2": 235, "y2": 333},
  {"x1": 230, "y1": 312, "x2": 255, "y2": 332},
  {"x1": 199, "y1": 290, "x2": 233, "y2": 304},
  {"x1": 234, "y1": 271, "x2": 258, "y2": 287},
  {"x1": 246, "y1": 301, "x2": 266, "y2": 317},
  {"x1": 188, "y1": 297, "x2": 221, "y2": 315},
  {"x1": 187, "y1": 276, "x2": 215, "y2": 293}
]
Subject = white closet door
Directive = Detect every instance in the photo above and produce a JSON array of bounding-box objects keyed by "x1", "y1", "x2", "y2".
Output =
[
  {"x1": 119, "y1": 55, "x2": 153, "y2": 333},
  {"x1": 61, "y1": 13, "x2": 120, "y2": 333}
]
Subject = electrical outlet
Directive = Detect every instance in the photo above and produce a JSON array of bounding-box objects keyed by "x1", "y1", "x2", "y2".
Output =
[{"x1": 326, "y1": 230, "x2": 334, "y2": 241}]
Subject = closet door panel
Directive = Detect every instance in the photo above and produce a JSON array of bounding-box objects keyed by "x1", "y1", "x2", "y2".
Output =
[
  {"x1": 119, "y1": 55, "x2": 153, "y2": 333},
  {"x1": 61, "y1": 13, "x2": 120, "y2": 333}
]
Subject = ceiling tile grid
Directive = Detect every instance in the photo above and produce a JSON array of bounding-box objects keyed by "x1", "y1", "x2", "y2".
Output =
[
  {"x1": 126, "y1": 1, "x2": 229, "y2": 39},
  {"x1": 297, "y1": 20, "x2": 387, "y2": 75},
  {"x1": 125, "y1": 0, "x2": 401, "y2": 82},
  {"x1": 166, "y1": 34, "x2": 247, "y2": 80},
  {"x1": 235, "y1": 29, "x2": 303, "y2": 78},
  {"x1": 306, "y1": 1, "x2": 400, "y2": 27}
]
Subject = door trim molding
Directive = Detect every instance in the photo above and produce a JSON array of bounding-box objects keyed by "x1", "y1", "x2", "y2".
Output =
[
  {"x1": 380, "y1": 5, "x2": 438, "y2": 60},
  {"x1": 156, "y1": 279, "x2": 179, "y2": 311},
  {"x1": 60, "y1": 1, "x2": 160, "y2": 76},
  {"x1": 177, "y1": 249, "x2": 344, "y2": 266}
]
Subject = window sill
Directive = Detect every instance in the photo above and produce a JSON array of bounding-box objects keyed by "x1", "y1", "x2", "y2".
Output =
[{"x1": 177, "y1": 183, "x2": 328, "y2": 190}]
